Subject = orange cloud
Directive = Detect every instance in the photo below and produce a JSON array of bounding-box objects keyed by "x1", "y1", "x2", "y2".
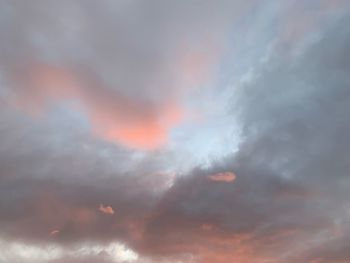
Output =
[
  {"x1": 208, "y1": 172, "x2": 237, "y2": 182},
  {"x1": 94, "y1": 105, "x2": 182, "y2": 150},
  {"x1": 11, "y1": 63, "x2": 185, "y2": 150},
  {"x1": 99, "y1": 204, "x2": 115, "y2": 215}
]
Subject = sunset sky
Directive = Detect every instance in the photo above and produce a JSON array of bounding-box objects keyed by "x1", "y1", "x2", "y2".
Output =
[{"x1": 1, "y1": 1, "x2": 350, "y2": 262}]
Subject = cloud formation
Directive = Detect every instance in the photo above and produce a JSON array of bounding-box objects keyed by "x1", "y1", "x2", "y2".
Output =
[
  {"x1": 9, "y1": 62, "x2": 185, "y2": 150},
  {"x1": 0, "y1": 1, "x2": 350, "y2": 263}
]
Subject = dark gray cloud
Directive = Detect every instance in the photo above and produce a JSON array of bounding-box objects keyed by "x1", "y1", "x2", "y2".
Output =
[{"x1": 135, "y1": 13, "x2": 350, "y2": 262}]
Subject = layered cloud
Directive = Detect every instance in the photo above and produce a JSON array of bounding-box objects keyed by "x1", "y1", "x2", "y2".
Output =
[
  {"x1": 9, "y1": 62, "x2": 184, "y2": 149},
  {"x1": 1, "y1": 1, "x2": 350, "y2": 263},
  {"x1": 0, "y1": 0, "x2": 253, "y2": 150}
]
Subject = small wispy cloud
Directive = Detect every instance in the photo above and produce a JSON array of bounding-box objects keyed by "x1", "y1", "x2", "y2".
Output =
[
  {"x1": 208, "y1": 172, "x2": 237, "y2": 182},
  {"x1": 99, "y1": 204, "x2": 115, "y2": 215},
  {"x1": 50, "y1": 230, "x2": 60, "y2": 236}
]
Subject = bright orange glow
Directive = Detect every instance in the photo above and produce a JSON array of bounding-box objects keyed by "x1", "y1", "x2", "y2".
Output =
[{"x1": 92, "y1": 104, "x2": 183, "y2": 150}]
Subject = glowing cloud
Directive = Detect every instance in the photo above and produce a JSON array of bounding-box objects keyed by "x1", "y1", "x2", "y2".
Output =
[
  {"x1": 11, "y1": 63, "x2": 185, "y2": 150},
  {"x1": 208, "y1": 172, "x2": 237, "y2": 182},
  {"x1": 99, "y1": 204, "x2": 115, "y2": 215}
]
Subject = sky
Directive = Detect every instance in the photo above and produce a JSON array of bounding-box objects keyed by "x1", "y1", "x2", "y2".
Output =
[{"x1": 0, "y1": 0, "x2": 350, "y2": 262}]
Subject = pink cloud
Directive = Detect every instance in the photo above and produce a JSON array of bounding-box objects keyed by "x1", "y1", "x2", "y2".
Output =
[
  {"x1": 208, "y1": 172, "x2": 237, "y2": 182},
  {"x1": 10, "y1": 63, "x2": 185, "y2": 150},
  {"x1": 99, "y1": 204, "x2": 115, "y2": 215},
  {"x1": 50, "y1": 230, "x2": 60, "y2": 236}
]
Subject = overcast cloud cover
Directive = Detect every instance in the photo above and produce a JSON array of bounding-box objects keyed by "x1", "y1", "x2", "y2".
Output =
[{"x1": 1, "y1": 0, "x2": 350, "y2": 262}]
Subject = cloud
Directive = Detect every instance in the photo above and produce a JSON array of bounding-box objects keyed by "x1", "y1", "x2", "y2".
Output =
[
  {"x1": 0, "y1": 0, "x2": 254, "y2": 150},
  {"x1": 0, "y1": 1, "x2": 350, "y2": 263},
  {"x1": 0, "y1": 239, "x2": 139, "y2": 263},
  {"x1": 131, "y1": 12, "x2": 350, "y2": 262},
  {"x1": 50, "y1": 230, "x2": 60, "y2": 236},
  {"x1": 207, "y1": 172, "x2": 236, "y2": 182},
  {"x1": 99, "y1": 204, "x2": 115, "y2": 215},
  {"x1": 9, "y1": 62, "x2": 184, "y2": 150}
]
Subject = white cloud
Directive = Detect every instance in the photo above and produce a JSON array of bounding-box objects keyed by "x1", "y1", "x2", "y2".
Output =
[{"x1": 0, "y1": 239, "x2": 138, "y2": 263}]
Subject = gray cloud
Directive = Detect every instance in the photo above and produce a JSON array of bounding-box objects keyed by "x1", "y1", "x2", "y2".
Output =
[
  {"x1": 0, "y1": 1, "x2": 350, "y2": 263},
  {"x1": 135, "y1": 12, "x2": 350, "y2": 262}
]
